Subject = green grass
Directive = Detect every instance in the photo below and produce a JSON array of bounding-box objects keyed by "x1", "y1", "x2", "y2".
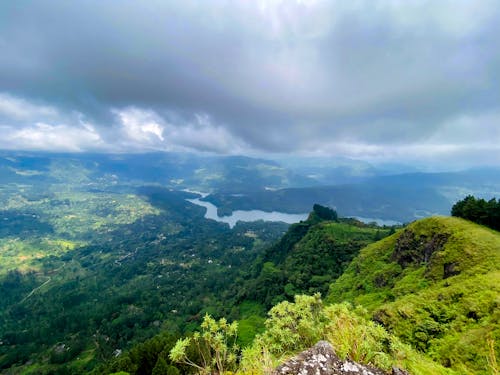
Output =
[
  {"x1": 327, "y1": 216, "x2": 500, "y2": 374},
  {"x1": 0, "y1": 187, "x2": 160, "y2": 276},
  {"x1": 0, "y1": 237, "x2": 81, "y2": 275},
  {"x1": 319, "y1": 220, "x2": 387, "y2": 241}
]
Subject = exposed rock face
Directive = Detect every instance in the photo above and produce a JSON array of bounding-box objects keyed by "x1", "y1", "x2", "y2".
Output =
[
  {"x1": 391, "y1": 229, "x2": 449, "y2": 268},
  {"x1": 272, "y1": 341, "x2": 409, "y2": 375}
]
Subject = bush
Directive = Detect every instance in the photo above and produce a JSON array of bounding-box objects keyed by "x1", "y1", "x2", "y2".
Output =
[{"x1": 169, "y1": 314, "x2": 239, "y2": 374}]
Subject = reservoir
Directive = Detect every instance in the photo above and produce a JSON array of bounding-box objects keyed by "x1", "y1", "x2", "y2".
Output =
[
  {"x1": 185, "y1": 191, "x2": 400, "y2": 228},
  {"x1": 186, "y1": 193, "x2": 309, "y2": 228}
]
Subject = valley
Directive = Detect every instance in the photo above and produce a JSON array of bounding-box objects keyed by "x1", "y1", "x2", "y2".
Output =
[
  {"x1": 2, "y1": 3, "x2": 500, "y2": 373},
  {"x1": 0, "y1": 152, "x2": 498, "y2": 374}
]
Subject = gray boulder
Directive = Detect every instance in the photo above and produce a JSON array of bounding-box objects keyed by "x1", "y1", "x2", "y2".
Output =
[{"x1": 272, "y1": 341, "x2": 409, "y2": 375}]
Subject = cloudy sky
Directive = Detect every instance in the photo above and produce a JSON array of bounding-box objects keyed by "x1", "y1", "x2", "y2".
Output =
[{"x1": 1, "y1": 0, "x2": 499, "y2": 167}]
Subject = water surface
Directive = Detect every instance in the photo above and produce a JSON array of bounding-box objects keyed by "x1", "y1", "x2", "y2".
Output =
[{"x1": 186, "y1": 193, "x2": 308, "y2": 228}]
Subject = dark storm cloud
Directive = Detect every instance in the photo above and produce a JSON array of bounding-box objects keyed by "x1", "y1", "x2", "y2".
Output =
[{"x1": 0, "y1": 0, "x2": 499, "y2": 165}]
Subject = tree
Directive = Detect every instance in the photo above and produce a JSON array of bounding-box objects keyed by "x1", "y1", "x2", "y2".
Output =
[
  {"x1": 451, "y1": 195, "x2": 500, "y2": 231},
  {"x1": 312, "y1": 204, "x2": 338, "y2": 222},
  {"x1": 169, "y1": 314, "x2": 239, "y2": 374},
  {"x1": 152, "y1": 356, "x2": 177, "y2": 375}
]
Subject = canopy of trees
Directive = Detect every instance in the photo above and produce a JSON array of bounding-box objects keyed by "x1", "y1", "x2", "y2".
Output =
[{"x1": 451, "y1": 195, "x2": 500, "y2": 231}]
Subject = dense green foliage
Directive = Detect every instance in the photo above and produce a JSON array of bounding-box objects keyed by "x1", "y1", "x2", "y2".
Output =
[
  {"x1": 240, "y1": 208, "x2": 392, "y2": 308},
  {"x1": 0, "y1": 182, "x2": 287, "y2": 374},
  {"x1": 451, "y1": 195, "x2": 500, "y2": 231},
  {"x1": 94, "y1": 332, "x2": 181, "y2": 375},
  {"x1": 241, "y1": 295, "x2": 459, "y2": 374},
  {"x1": 171, "y1": 295, "x2": 456, "y2": 375},
  {"x1": 169, "y1": 315, "x2": 239, "y2": 374},
  {"x1": 328, "y1": 216, "x2": 500, "y2": 374}
]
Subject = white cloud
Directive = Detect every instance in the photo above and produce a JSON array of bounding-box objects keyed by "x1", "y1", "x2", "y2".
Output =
[
  {"x1": 429, "y1": 110, "x2": 500, "y2": 146},
  {"x1": 165, "y1": 113, "x2": 248, "y2": 154},
  {"x1": 0, "y1": 122, "x2": 102, "y2": 152},
  {"x1": 0, "y1": 93, "x2": 57, "y2": 120},
  {"x1": 0, "y1": 2, "x2": 499, "y2": 168},
  {"x1": 0, "y1": 93, "x2": 104, "y2": 152},
  {"x1": 113, "y1": 107, "x2": 248, "y2": 154},
  {"x1": 113, "y1": 107, "x2": 165, "y2": 144}
]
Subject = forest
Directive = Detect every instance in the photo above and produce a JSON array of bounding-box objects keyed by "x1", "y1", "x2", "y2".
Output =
[
  {"x1": 0, "y1": 171, "x2": 394, "y2": 374},
  {"x1": 101, "y1": 215, "x2": 500, "y2": 375}
]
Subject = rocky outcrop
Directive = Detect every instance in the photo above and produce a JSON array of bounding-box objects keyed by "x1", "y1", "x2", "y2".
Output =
[
  {"x1": 272, "y1": 341, "x2": 409, "y2": 375},
  {"x1": 391, "y1": 229, "x2": 449, "y2": 268}
]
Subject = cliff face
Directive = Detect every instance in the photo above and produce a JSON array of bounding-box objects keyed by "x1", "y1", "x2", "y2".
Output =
[{"x1": 273, "y1": 341, "x2": 408, "y2": 375}]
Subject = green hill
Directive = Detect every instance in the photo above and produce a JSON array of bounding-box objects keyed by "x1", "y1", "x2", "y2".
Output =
[
  {"x1": 327, "y1": 216, "x2": 500, "y2": 373},
  {"x1": 240, "y1": 205, "x2": 393, "y2": 308}
]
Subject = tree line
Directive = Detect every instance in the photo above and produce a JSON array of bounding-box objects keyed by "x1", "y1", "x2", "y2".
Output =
[{"x1": 451, "y1": 195, "x2": 500, "y2": 231}]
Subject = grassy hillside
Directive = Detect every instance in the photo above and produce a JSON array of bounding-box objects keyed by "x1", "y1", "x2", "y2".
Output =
[{"x1": 327, "y1": 216, "x2": 500, "y2": 374}]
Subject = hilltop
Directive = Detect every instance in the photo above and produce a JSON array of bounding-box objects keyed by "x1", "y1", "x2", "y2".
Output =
[
  {"x1": 327, "y1": 216, "x2": 500, "y2": 373},
  {"x1": 240, "y1": 205, "x2": 393, "y2": 308}
]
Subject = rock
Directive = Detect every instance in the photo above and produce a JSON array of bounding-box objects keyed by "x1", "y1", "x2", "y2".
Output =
[
  {"x1": 272, "y1": 341, "x2": 388, "y2": 375},
  {"x1": 391, "y1": 367, "x2": 410, "y2": 375},
  {"x1": 391, "y1": 229, "x2": 449, "y2": 268}
]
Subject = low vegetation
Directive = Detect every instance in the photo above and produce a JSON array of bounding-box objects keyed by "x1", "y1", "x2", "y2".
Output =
[{"x1": 169, "y1": 295, "x2": 456, "y2": 375}]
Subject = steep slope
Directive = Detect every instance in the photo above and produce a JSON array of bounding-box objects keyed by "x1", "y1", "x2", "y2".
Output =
[
  {"x1": 327, "y1": 217, "x2": 500, "y2": 374},
  {"x1": 240, "y1": 205, "x2": 392, "y2": 308}
]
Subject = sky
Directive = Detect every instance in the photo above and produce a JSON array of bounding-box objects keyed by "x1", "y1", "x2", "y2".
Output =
[{"x1": 0, "y1": 0, "x2": 499, "y2": 168}]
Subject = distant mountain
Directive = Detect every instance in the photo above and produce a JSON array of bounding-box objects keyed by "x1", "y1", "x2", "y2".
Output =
[
  {"x1": 204, "y1": 168, "x2": 500, "y2": 222},
  {"x1": 275, "y1": 156, "x2": 421, "y2": 185},
  {"x1": 205, "y1": 183, "x2": 450, "y2": 222},
  {"x1": 368, "y1": 168, "x2": 500, "y2": 199},
  {"x1": 0, "y1": 151, "x2": 317, "y2": 192}
]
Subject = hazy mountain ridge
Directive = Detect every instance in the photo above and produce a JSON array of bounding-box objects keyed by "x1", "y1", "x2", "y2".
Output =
[
  {"x1": 0, "y1": 152, "x2": 316, "y2": 193},
  {"x1": 204, "y1": 169, "x2": 500, "y2": 222},
  {"x1": 205, "y1": 184, "x2": 450, "y2": 222},
  {"x1": 2, "y1": 151, "x2": 499, "y2": 223}
]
